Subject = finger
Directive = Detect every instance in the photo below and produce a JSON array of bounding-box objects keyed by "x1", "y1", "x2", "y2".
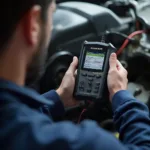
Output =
[
  {"x1": 109, "y1": 53, "x2": 117, "y2": 70},
  {"x1": 67, "y1": 56, "x2": 78, "y2": 74}
]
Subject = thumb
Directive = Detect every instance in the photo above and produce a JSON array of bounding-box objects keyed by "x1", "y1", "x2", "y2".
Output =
[
  {"x1": 116, "y1": 60, "x2": 123, "y2": 70},
  {"x1": 109, "y1": 53, "x2": 117, "y2": 70},
  {"x1": 67, "y1": 56, "x2": 78, "y2": 74}
]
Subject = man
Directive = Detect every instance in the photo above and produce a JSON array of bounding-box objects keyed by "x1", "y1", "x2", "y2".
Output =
[{"x1": 0, "y1": 0, "x2": 150, "y2": 150}]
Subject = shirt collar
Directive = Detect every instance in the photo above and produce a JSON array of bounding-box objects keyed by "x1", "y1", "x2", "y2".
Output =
[{"x1": 0, "y1": 79, "x2": 53, "y2": 108}]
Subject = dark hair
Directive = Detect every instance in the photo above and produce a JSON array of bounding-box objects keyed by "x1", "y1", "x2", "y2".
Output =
[{"x1": 0, "y1": 0, "x2": 52, "y2": 51}]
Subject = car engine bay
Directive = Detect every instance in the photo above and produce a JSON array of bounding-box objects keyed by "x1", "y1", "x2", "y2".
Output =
[{"x1": 35, "y1": 0, "x2": 150, "y2": 132}]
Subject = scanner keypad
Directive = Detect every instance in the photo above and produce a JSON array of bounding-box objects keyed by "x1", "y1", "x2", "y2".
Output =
[{"x1": 77, "y1": 70, "x2": 102, "y2": 96}]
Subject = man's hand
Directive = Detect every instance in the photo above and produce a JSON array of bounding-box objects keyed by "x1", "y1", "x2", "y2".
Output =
[
  {"x1": 56, "y1": 56, "x2": 79, "y2": 107},
  {"x1": 107, "y1": 53, "x2": 128, "y2": 101}
]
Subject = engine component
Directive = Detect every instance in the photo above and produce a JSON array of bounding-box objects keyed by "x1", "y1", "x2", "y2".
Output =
[
  {"x1": 104, "y1": 0, "x2": 137, "y2": 17},
  {"x1": 50, "y1": 1, "x2": 132, "y2": 59},
  {"x1": 58, "y1": 1, "x2": 123, "y2": 35},
  {"x1": 128, "y1": 82, "x2": 150, "y2": 104},
  {"x1": 137, "y1": 1, "x2": 150, "y2": 28},
  {"x1": 40, "y1": 51, "x2": 73, "y2": 93},
  {"x1": 140, "y1": 34, "x2": 150, "y2": 52}
]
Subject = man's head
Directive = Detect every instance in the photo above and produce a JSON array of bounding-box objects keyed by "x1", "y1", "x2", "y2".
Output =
[{"x1": 0, "y1": 0, "x2": 56, "y2": 85}]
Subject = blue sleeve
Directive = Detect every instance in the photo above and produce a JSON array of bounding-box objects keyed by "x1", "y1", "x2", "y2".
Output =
[
  {"x1": 112, "y1": 90, "x2": 150, "y2": 149},
  {"x1": 39, "y1": 90, "x2": 150, "y2": 150},
  {"x1": 3, "y1": 90, "x2": 150, "y2": 150},
  {"x1": 5, "y1": 107, "x2": 150, "y2": 150},
  {"x1": 42, "y1": 90, "x2": 65, "y2": 118}
]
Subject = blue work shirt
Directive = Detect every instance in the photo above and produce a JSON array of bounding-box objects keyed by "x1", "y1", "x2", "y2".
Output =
[{"x1": 0, "y1": 79, "x2": 150, "y2": 150}]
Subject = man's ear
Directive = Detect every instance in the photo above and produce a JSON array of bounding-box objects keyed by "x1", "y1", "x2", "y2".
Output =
[{"x1": 22, "y1": 6, "x2": 42, "y2": 48}]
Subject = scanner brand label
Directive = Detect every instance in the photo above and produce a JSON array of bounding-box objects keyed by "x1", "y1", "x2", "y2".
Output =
[{"x1": 90, "y1": 47, "x2": 103, "y2": 50}]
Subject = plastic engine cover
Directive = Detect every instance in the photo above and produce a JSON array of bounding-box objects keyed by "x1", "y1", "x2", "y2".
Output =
[
  {"x1": 58, "y1": 1, "x2": 122, "y2": 35},
  {"x1": 48, "y1": 2, "x2": 123, "y2": 57}
]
